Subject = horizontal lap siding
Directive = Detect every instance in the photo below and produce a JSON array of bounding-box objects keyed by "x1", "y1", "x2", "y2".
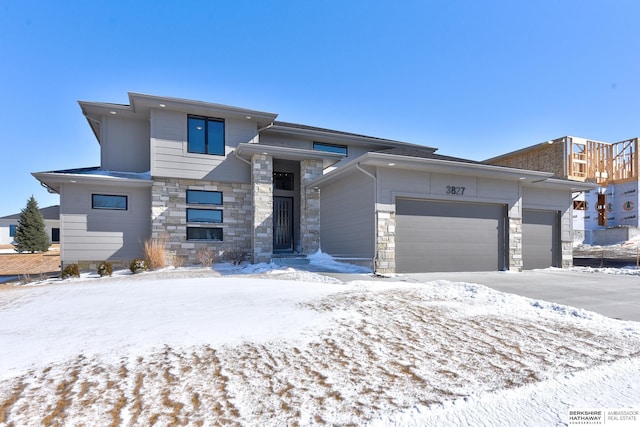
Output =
[
  {"x1": 61, "y1": 186, "x2": 151, "y2": 263},
  {"x1": 320, "y1": 171, "x2": 374, "y2": 258}
]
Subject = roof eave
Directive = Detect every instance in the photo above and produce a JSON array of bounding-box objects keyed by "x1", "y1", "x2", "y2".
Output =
[{"x1": 263, "y1": 123, "x2": 438, "y2": 152}]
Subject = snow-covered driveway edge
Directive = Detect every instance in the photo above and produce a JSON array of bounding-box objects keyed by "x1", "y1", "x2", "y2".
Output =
[{"x1": 369, "y1": 356, "x2": 640, "y2": 427}]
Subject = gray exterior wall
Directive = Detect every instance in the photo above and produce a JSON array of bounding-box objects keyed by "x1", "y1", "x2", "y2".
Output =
[
  {"x1": 319, "y1": 169, "x2": 375, "y2": 258},
  {"x1": 59, "y1": 182, "x2": 151, "y2": 265},
  {"x1": 101, "y1": 115, "x2": 150, "y2": 172},
  {"x1": 150, "y1": 108, "x2": 256, "y2": 181}
]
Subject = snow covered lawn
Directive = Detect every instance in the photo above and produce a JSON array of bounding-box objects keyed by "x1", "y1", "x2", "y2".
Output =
[{"x1": 1, "y1": 267, "x2": 639, "y2": 426}]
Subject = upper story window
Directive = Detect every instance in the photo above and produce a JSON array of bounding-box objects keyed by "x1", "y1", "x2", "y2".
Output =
[
  {"x1": 186, "y1": 190, "x2": 222, "y2": 205},
  {"x1": 188, "y1": 115, "x2": 225, "y2": 155},
  {"x1": 313, "y1": 142, "x2": 347, "y2": 155},
  {"x1": 92, "y1": 194, "x2": 128, "y2": 210}
]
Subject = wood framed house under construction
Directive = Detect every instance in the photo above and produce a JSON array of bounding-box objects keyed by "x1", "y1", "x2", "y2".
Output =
[{"x1": 487, "y1": 136, "x2": 640, "y2": 244}]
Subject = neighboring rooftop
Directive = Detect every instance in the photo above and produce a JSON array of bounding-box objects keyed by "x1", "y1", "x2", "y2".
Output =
[{"x1": 1, "y1": 205, "x2": 59, "y2": 220}]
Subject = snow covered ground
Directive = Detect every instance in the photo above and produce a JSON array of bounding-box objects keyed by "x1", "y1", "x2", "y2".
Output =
[{"x1": 0, "y1": 257, "x2": 639, "y2": 426}]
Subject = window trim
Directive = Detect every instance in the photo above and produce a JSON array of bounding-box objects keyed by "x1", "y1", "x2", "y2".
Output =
[
  {"x1": 187, "y1": 115, "x2": 225, "y2": 156},
  {"x1": 313, "y1": 141, "x2": 348, "y2": 155},
  {"x1": 91, "y1": 194, "x2": 128, "y2": 211},
  {"x1": 186, "y1": 226, "x2": 223, "y2": 241}
]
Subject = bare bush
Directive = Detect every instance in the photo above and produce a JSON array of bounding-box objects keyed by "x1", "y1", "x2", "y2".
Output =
[
  {"x1": 195, "y1": 247, "x2": 215, "y2": 268},
  {"x1": 144, "y1": 236, "x2": 167, "y2": 270},
  {"x1": 224, "y1": 247, "x2": 248, "y2": 265}
]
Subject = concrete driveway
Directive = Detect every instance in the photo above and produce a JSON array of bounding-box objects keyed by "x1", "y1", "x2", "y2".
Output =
[{"x1": 329, "y1": 269, "x2": 640, "y2": 322}]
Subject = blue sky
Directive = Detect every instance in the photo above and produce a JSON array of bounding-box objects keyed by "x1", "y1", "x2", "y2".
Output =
[{"x1": 1, "y1": 0, "x2": 638, "y2": 217}]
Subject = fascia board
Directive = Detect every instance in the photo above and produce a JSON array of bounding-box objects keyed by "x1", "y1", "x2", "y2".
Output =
[
  {"x1": 309, "y1": 152, "x2": 558, "y2": 188},
  {"x1": 128, "y1": 92, "x2": 278, "y2": 126},
  {"x1": 263, "y1": 124, "x2": 437, "y2": 152},
  {"x1": 32, "y1": 171, "x2": 152, "y2": 193},
  {"x1": 235, "y1": 143, "x2": 344, "y2": 165}
]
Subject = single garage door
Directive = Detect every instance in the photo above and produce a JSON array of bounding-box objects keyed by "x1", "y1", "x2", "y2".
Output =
[
  {"x1": 522, "y1": 209, "x2": 559, "y2": 270},
  {"x1": 395, "y1": 198, "x2": 507, "y2": 273}
]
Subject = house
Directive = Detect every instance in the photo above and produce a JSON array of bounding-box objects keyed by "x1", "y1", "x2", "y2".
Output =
[
  {"x1": 32, "y1": 93, "x2": 593, "y2": 273},
  {"x1": 0, "y1": 205, "x2": 60, "y2": 246},
  {"x1": 487, "y1": 136, "x2": 639, "y2": 245}
]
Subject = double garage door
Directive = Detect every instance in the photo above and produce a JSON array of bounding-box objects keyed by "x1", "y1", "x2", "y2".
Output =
[{"x1": 395, "y1": 198, "x2": 559, "y2": 273}]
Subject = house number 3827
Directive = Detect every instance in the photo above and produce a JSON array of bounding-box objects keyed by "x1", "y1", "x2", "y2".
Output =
[{"x1": 446, "y1": 186, "x2": 466, "y2": 195}]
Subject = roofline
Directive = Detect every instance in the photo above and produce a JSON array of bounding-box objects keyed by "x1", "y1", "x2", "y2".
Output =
[
  {"x1": 309, "y1": 151, "x2": 599, "y2": 190},
  {"x1": 312, "y1": 152, "x2": 599, "y2": 192},
  {"x1": 263, "y1": 122, "x2": 438, "y2": 152},
  {"x1": 32, "y1": 169, "x2": 152, "y2": 194}
]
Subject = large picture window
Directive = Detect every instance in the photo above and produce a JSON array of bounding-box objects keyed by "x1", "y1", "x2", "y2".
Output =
[
  {"x1": 187, "y1": 208, "x2": 222, "y2": 223},
  {"x1": 187, "y1": 227, "x2": 223, "y2": 241},
  {"x1": 188, "y1": 115, "x2": 225, "y2": 155},
  {"x1": 92, "y1": 194, "x2": 128, "y2": 210}
]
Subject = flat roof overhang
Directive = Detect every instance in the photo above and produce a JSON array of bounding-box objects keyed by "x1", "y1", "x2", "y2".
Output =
[
  {"x1": 310, "y1": 152, "x2": 599, "y2": 191},
  {"x1": 32, "y1": 170, "x2": 153, "y2": 194},
  {"x1": 235, "y1": 143, "x2": 345, "y2": 169}
]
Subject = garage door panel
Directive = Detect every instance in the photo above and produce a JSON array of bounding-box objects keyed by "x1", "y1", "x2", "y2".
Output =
[
  {"x1": 522, "y1": 209, "x2": 558, "y2": 270},
  {"x1": 396, "y1": 199, "x2": 506, "y2": 273}
]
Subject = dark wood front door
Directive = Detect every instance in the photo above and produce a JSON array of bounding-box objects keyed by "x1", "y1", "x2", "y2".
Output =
[{"x1": 273, "y1": 196, "x2": 294, "y2": 252}]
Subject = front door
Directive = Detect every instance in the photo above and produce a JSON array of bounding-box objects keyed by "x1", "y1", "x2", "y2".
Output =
[{"x1": 273, "y1": 196, "x2": 294, "y2": 252}]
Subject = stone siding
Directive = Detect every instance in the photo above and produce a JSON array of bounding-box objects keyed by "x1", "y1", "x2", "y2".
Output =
[
  {"x1": 508, "y1": 216, "x2": 523, "y2": 272},
  {"x1": 251, "y1": 154, "x2": 273, "y2": 263},
  {"x1": 151, "y1": 178, "x2": 252, "y2": 265},
  {"x1": 300, "y1": 159, "x2": 323, "y2": 254},
  {"x1": 375, "y1": 210, "x2": 396, "y2": 274}
]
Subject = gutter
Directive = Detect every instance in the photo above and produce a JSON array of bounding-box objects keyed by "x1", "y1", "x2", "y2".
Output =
[{"x1": 356, "y1": 162, "x2": 378, "y2": 274}]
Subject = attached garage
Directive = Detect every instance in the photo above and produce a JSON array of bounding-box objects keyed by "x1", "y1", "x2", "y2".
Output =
[
  {"x1": 522, "y1": 209, "x2": 560, "y2": 270},
  {"x1": 395, "y1": 198, "x2": 507, "y2": 273}
]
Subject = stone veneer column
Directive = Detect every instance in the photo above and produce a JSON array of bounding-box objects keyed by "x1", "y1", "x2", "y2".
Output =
[
  {"x1": 300, "y1": 159, "x2": 323, "y2": 254},
  {"x1": 561, "y1": 241, "x2": 573, "y2": 268},
  {"x1": 252, "y1": 154, "x2": 273, "y2": 264},
  {"x1": 375, "y1": 210, "x2": 396, "y2": 274},
  {"x1": 508, "y1": 216, "x2": 523, "y2": 272}
]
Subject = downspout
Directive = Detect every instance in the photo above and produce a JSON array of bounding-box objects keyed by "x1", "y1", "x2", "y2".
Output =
[{"x1": 356, "y1": 162, "x2": 378, "y2": 273}]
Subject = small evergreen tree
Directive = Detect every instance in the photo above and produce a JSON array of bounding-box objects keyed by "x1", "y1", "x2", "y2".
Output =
[{"x1": 14, "y1": 196, "x2": 50, "y2": 253}]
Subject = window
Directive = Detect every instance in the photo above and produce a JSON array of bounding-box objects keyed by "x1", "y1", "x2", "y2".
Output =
[
  {"x1": 92, "y1": 194, "x2": 127, "y2": 210},
  {"x1": 313, "y1": 142, "x2": 347, "y2": 155},
  {"x1": 186, "y1": 190, "x2": 222, "y2": 205},
  {"x1": 274, "y1": 172, "x2": 294, "y2": 190},
  {"x1": 573, "y1": 200, "x2": 586, "y2": 210},
  {"x1": 9, "y1": 224, "x2": 16, "y2": 237},
  {"x1": 187, "y1": 208, "x2": 222, "y2": 223},
  {"x1": 187, "y1": 227, "x2": 223, "y2": 241},
  {"x1": 188, "y1": 115, "x2": 225, "y2": 155}
]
